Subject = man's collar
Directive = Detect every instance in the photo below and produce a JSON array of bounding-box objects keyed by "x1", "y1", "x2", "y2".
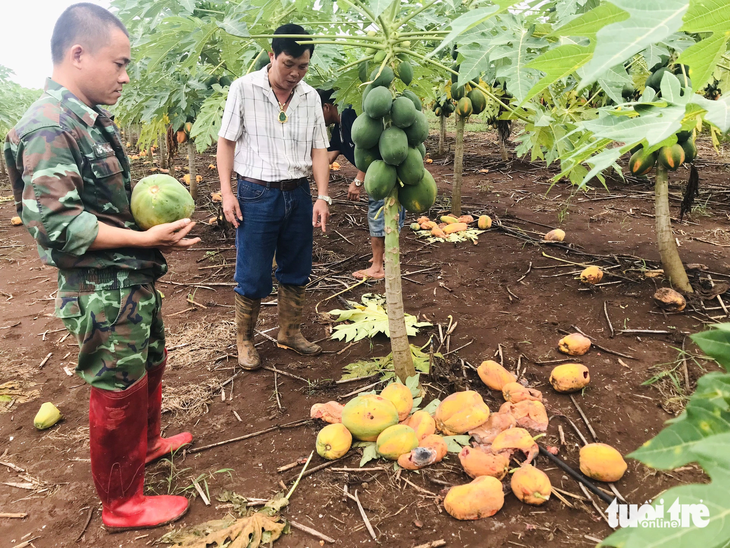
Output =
[
  {"x1": 252, "y1": 66, "x2": 307, "y2": 96},
  {"x1": 44, "y1": 78, "x2": 99, "y2": 127}
]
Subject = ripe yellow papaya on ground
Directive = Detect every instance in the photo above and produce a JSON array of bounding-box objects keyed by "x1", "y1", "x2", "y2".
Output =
[
  {"x1": 511, "y1": 464, "x2": 551, "y2": 505},
  {"x1": 580, "y1": 443, "x2": 627, "y2": 482},
  {"x1": 557, "y1": 333, "x2": 591, "y2": 356},
  {"x1": 316, "y1": 423, "x2": 352, "y2": 460},
  {"x1": 477, "y1": 215, "x2": 492, "y2": 229},
  {"x1": 580, "y1": 266, "x2": 603, "y2": 284},
  {"x1": 435, "y1": 391, "x2": 490, "y2": 435},
  {"x1": 477, "y1": 360, "x2": 517, "y2": 391},
  {"x1": 549, "y1": 364, "x2": 590, "y2": 393},
  {"x1": 543, "y1": 229, "x2": 565, "y2": 242},
  {"x1": 403, "y1": 410, "x2": 436, "y2": 441},
  {"x1": 341, "y1": 394, "x2": 399, "y2": 441},
  {"x1": 444, "y1": 476, "x2": 505, "y2": 520},
  {"x1": 34, "y1": 402, "x2": 62, "y2": 430},
  {"x1": 459, "y1": 445, "x2": 510, "y2": 479},
  {"x1": 380, "y1": 382, "x2": 413, "y2": 421},
  {"x1": 376, "y1": 424, "x2": 419, "y2": 460},
  {"x1": 502, "y1": 382, "x2": 543, "y2": 404}
]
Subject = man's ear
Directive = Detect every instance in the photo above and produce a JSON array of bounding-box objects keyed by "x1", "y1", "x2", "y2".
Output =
[{"x1": 69, "y1": 44, "x2": 85, "y2": 68}]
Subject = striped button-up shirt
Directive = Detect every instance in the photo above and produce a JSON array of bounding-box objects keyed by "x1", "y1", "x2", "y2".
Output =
[{"x1": 218, "y1": 66, "x2": 329, "y2": 182}]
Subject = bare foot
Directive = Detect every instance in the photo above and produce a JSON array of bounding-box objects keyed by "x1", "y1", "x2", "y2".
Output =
[{"x1": 353, "y1": 265, "x2": 385, "y2": 280}]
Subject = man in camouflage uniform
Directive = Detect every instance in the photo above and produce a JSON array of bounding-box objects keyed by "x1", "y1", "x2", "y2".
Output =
[{"x1": 4, "y1": 3, "x2": 199, "y2": 532}]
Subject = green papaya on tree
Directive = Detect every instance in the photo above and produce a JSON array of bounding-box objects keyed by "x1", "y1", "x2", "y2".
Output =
[
  {"x1": 451, "y1": 83, "x2": 465, "y2": 100},
  {"x1": 399, "y1": 169, "x2": 437, "y2": 213},
  {"x1": 398, "y1": 61, "x2": 413, "y2": 86},
  {"x1": 680, "y1": 138, "x2": 697, "y2": 163},
  {"x1": 403, "y1": 110, "x2": 429, "y2": 146},
  {"x1": 370, "y1": 66, "x2": 394, "y2": 88},
  {"x1": 396, "y1": 148, "x2": 425, "y2": 186},
  {"x1": 391, "y1": 96, "x2": 417, "y2": 129},
  {"x1": 467, "y1": 90, "x2": 486, "y2": 114},
  {"x1": 354, "y1": 145, "x2": 382, "y2": 172},
  {"x1": 456, "y1": 97, "x2": 473, "y2": 117},
  {"x1": 417, "y1": 142, "x2": 427, "y2": 160},
  {"x1": 657, "y1": 143, "x2": 686, "y2": 171},
  {"x1": 628, "y1": 148, "x2": 658, "y2": 176},
  {"x1": 402, "y1": 90, "x2": 422, "y2": 111},
  {"x1": 379, "y1": 126, "x2": 409, "y2": 166},
  {"x1": 352, "y1": 114, "x2": 384, "y2": 149},
  {"x1": 364, "y1": 86, "x2": 393, "y2": 118},
  {"x1": 254, "y1": 50, "x2": 270, "y2": 71},
  {"x1": 364, "y1": 160, "x2": 397, "y2": 200}
]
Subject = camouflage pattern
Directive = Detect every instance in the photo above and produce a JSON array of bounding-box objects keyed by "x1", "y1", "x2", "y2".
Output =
[
  {"x1": 57, "y1": 284, "x2": 165, "y2": 391},
  {"x1": 3, "y1": 78, "x2": 166, "y2": 292}
]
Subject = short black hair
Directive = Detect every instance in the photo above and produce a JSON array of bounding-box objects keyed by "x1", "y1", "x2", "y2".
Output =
[
  {"x1": 51, "y1": 3, "x2": 129, "y2": 65},
  {"x1": 272, "y1": 24, "x2": 314, "y2": 59},
  {"x1": 317, "y1": 89, "x2": 335, "y2": 105}
]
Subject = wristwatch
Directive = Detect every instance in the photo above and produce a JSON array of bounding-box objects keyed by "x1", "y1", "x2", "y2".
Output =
[
  {"x1": 317, "y1": 195, "x2": 333, "y2": 205},
  {"x1": 353, "y1": 178, "x2": 363, "y2": 187}
]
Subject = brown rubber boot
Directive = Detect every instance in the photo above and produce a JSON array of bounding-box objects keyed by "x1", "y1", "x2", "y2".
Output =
[
  {"x1": 276, "y1": 284, "x2": 321, "y2": 355},
  {"x1": 235, "y1": 293, "x2": 261, "y2": 370}
]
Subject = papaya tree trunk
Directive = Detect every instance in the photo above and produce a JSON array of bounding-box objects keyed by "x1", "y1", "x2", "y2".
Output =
[
  {"x1": 655, "y1": 164, "x2": 692, "y2": 292},
  {"x1": 499, "y1": 134, "x2": 509, "y2": 161},
  {"x1": 384, "y1": 187, "x2": 416, "y2": 382},
  {"x1": 452, "y1": 113, "x2": 465, "y2": 217},
  {"x1": 438, "y1": 115, "x2": 446, "y2": 155},
  {"x1": 158, "y1": 134, "x2": 167, "y2": 169},
  {"x1": 188, "y1": 140, "x2": 198, "y2": 200}
]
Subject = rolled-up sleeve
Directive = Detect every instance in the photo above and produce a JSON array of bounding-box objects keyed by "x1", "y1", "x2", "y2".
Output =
[
  {"x1": 312, "y1": 95, "x2": 330, "y2": 150},
  {"x1": 218, "y1": 80, "x2": 244, "y2": 142},
  {"x1": 17, "y1": 128, "x2": 99, "y2": 256}
]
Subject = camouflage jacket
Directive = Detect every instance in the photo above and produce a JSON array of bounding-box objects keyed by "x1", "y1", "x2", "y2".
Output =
[{"x1": 3, "y1": 79, "x2": 166, "y2": 292}]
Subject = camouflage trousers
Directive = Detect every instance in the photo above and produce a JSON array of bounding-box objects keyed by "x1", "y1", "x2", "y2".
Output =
[{"x1": 55, "y1": 283, "x2": 165, "y2": 391}]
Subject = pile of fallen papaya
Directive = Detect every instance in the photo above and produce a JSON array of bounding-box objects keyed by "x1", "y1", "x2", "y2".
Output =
[
  {"x1": 410, "y1": 212, "x2": 492, "y2": 242},
  {"x1": 310, "y1": 336, "x2": 627, "y2": 520}
]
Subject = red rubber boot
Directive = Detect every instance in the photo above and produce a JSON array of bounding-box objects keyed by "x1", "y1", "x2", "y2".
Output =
[
  {"x1": 89, "y1": 376, "x2": 189, "y2": 532},
  {"x1": 146, "y1": 355, "x2": 193, "y2": 464}
]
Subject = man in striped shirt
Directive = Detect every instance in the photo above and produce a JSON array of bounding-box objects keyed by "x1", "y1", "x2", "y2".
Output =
[{"x1": 217, "y1": 24, "x2": 330, "y2": 371}]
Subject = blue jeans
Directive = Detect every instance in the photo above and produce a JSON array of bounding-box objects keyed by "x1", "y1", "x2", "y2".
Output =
[
  {"x1": 368, "y1": 196, "x2": 405, "y2": 237},
  {"x1": 234, "y1": 177, "x2": 313, "y2": 299}
]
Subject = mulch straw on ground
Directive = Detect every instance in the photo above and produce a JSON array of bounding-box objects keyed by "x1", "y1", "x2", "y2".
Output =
[{"x1": 161, "y1": 320, "x2": 238, "y2": 423}]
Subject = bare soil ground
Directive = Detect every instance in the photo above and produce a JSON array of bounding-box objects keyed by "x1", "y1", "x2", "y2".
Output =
[{"x1": 1, "y1": 130, "x2": 729, "y2": 547}]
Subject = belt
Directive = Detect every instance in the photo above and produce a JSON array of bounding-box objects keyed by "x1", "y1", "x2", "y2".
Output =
[{"x1": 238, "y1": 175, "x2": 307, "y2": 191}]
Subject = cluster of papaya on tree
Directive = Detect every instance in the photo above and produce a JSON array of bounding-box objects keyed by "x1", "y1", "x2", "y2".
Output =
[
  {"x1": 629, "y1": 131, "x2": 697, "y2": 176},
  {"x1": 351, "y1": 55, "x2": 437, "y2": 214}
]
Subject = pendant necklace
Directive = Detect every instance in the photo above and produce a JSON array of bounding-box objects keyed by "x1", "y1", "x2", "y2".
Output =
[{"x1": 274, "y1": 85, "x2": 295, "y2": 124}]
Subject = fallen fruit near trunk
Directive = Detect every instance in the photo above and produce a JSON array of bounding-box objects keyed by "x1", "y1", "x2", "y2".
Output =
[
  {"x1": 653, "y1": 287, "x2": 686, "y2": 312},
  {"x1": 376, "y1": 424, "x2": 419, "y2": 460},
  {"x1": 316, "y1": 423, "x2": 352, "y2": 460},
  {"x1": 34, "y1": 402, "x2": 62, "y2": 430},
  {"x1": 580, "y1": 443, "x2": 627, "y2": 482},
  {"x1": 397, "y1": 447, "x2": 438, "y2": 470},
  {"x1": 459, "y1": 445, "x2": 510, "y2": 479},
  {"x1": 379, "y1": 382, "x2": 413, "y2": 421},
  {"x1": 420, "y1": 434, "x2": 448, "y2": 461},
  {"x1": 444, "y1": 476, "x2": 505, "y2": 520},
  {"x1": 435, "y1": 391, "x2": 491, "y2": 435},
  {"x1": 502, "y1": 382, "x2": 543, "y2": 404},
  {"x1": 469, "y1": 411, "x2": 517, "y2": 444},
  {"x1": 310, "y1": 401, "x2": 344, "y2": 424},
  {"x1": 580, "y1": 266, "x2": 603, "y2": 284},
  {"x1": 511, "y1": 464, "x2": 551, "y2": 505},
  {"x1": 477, "y1": 360, "x2": 517, "y2": 391},
  {"x1": 491, "y1": 427, "x2": 539, "y2": 465},
  {"x1": 443, "y1": 222, "x2": 468, "y2": 234},
  {"x1": 549, "y1": 363, "x2": 590, "y2": 393},
  {"x1": 543, "y1": 229, "x2": 565, "y2": 242},
  {"x1": 558, "y1": 333, "x2": 592, "y2": 356},
  {"x1": 500, "y1": 400, "x2": 549, "y2": 432},
  {"x1": 10, "y1": 216, "x2": 22, "y2": 226},
  {"x1": 403, "y1": 410, "x2": 436, "y2": 441},
  {"x1": 341, "y1": 394, "x2": 399, "y2": 441},
  {"x1": 477, "y1": 215, "x2": 492, "y2": 229}
]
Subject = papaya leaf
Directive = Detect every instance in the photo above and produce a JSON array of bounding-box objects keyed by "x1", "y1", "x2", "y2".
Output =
[
  {"x1": 329, "y1": 296, "x2": 431, "y2": 343},
  {"x1": 442, "y1": 435, "x2": 470, "y2": 453},
  {"x1": 678, "y1": 0, "x2": 730, "y2": 91},
  {"x1": 427, "y1": 6, "x2": 501, "y2": 58},
  {"x1": 690, "y1": 95, "x2": 730, "y2": 133},
  {"x1": 628, "y1": 372, "x2": 730, "y2": 469},
  {"x1": 580, "y1": 0, "x2": 690, "y2": 88},
  {"x1": 599, "y1": 478, "x2": 730, "y2": 548},
  {"x1": 421, "y1": 399, "x2": 441, "y2": 415},
  {"x1": 691, "y1": 324, "x2": 730, "y2": 371},
  {"x1": 359, "y1": 443, "x2": 378, "y2": 467}
]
